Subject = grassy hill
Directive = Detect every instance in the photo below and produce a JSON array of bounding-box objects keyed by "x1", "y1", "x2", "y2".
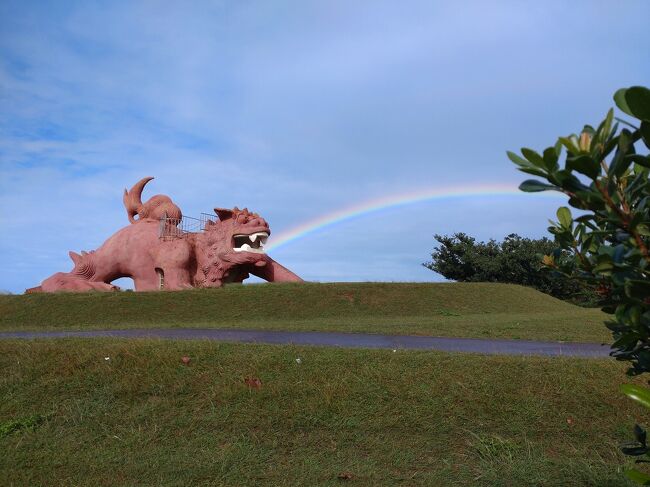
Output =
[
  {"x1": 0, "y1": 339, "x2": 638, "y2": 486},
  {"x1": 0, "y1": 282, "x2": 610, "y2": 342},
  {"x1": 0, "y1": 285, "x2": 632, "y2": 485}
]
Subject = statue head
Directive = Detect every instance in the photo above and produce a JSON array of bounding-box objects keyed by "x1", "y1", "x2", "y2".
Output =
[
  {"x1": 198, "y1": 206, "x2": 271, "y2": 285},
  {"x1": 209, "y1": 206, "x2": 270, "y2": 253}
]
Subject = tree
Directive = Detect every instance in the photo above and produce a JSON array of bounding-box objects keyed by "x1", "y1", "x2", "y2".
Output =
[
  {"x1": 423, "y1": 233, "x2": 597, "y2": 305},
  {"x1": 509, "y1": 85, "x2": 650, "y2": 482}
]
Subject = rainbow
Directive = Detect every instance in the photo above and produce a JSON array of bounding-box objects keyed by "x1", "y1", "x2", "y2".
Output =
[{"x1": 266, "y1": 182, "x2": 564, "y2": 251}]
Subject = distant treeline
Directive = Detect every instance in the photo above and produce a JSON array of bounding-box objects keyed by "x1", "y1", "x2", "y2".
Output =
[{"x1": 423, "y1": 233, "x2": 599, "y2": 307}]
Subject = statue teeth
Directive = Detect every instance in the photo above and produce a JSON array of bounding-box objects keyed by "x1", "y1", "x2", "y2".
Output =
[
  {"x1": 250, "y1": 232, "x2": 269, "y2": 242},
  {"x1": 232, "y1": 232, "x2": 269, "y2": 253},
  {"x1": 233, "y1": 243, "x2": 266, "y2": 254}
]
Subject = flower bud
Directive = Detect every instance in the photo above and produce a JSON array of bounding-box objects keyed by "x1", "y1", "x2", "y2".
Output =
[{"x1": 579, "y1": 131, "x2": 592, "y2": 152}]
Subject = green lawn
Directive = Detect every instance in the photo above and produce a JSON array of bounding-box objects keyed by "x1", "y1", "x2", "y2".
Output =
[
  {"x1": 0, "y1": 339, "x2": 642, "y2": 486},
  {"x1": 0, "y1": 282, "x2": 610, "y2": 343}
]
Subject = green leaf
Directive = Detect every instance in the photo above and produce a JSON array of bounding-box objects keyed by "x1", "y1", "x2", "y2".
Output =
[
  {"x1": 615, "y1": 88, "x2": 634, "y2": 117},
  {"x1": 567, "y1": 154, "x2": 600, "y2": 179},
  {"x1": 519, "y1": 180, "x2": 559, "y2": 193},
  {"x1": 553, "y1": 170, "x2": 589, "y2": 193},
  {"x1": 637, "y1": 224, "x2": 650, "y2": 237},
  {"x1": 556, "y1": 207, "x2": 572, "y2": 228},
  {"x1": 521, "y1": 148, "x2": 546, "y2": 168},
  {"x1": 542, "y1": 147, "x2": 559, "y2": 171},
  {"x1": 626, "y1": 86, "x2": 650, "y2": 122},
  {"x1": 625, "y1": 280, "x2": 650, "y2": 301},
  {"x1": 506, "y1": 151, "x2": 530, "y2": 167},
  {"x1": 621, "y1": 384, "x2": 650, "y2": 410},
  {"x1": 575, "y1": 214, "x2": 595, "y2": 223},
  {"x1": 613, "y1": 333, "x2": 639, "y2": 350},
  {"x1": 622, "y1": 445, "x2": 649, "y2": 456},
  {"x1": 558, "y1": 136, "x2": 580, "y2": 155},
  {"x1": 626, "y1": 154, "x2": 650, "y2": 169},
  {"x1": 592, "y1": 261, "x2": 614, "y2": 274},
  {"x1": 602, "y1": 134, "x2": 620, "y2": 159},
  {"x1": 610, "y1": 130, "x2": 634, "y2": 177},
  {"x1": 641, "y1": 121, "x2": 650, "y2": 149},
  {"x1": 519, "y1": 167, "x2": 550, "y2": 178},
  {"x1": 600, "y1": 108, "x2": 615, "y2": 143},
  {"x1": 625, "y1": 468, "x2": 650, "y2": 485}
]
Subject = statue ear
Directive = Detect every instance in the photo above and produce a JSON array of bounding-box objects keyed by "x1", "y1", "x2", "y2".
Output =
[
  {"x1": 69, "y1": 251, "x2": 82, "y2": 266},
  {"x1": 214, "y1": 208, "x2": 234, "y2": 221}
]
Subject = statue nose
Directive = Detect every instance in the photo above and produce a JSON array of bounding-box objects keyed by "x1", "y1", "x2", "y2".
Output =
[{"x1": 250, "y1": 218, "x2": 266, "y2": 227}]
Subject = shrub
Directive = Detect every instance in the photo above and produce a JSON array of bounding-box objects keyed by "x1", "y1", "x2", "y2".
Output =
[
  {"x1": 509, "y1": 85, "x2": 650, "y2": 483},
  {"x1": 423, "y1": 233, "x2": 597, "y2": 305}
]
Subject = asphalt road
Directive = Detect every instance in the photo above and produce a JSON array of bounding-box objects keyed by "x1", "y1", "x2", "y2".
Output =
[{"x1": 0, "y1": 328, "x2": 611, "y2": 358}]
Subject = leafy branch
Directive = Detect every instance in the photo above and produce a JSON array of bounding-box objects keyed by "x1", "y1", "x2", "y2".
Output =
[{"x1": 509, "y1": 85, "x2": 650, "y2": 483}]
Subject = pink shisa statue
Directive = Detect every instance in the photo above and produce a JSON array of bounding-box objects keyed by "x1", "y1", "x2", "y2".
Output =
[{"x1": 27, "y1": 177, "x2": 302, "y2": 292}]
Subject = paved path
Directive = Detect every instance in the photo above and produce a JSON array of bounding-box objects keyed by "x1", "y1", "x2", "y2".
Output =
[{"x1": 0, "y1": 328, "x2": 611, "y2": 358}]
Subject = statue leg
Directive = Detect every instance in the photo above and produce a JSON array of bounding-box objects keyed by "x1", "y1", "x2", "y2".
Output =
[
  {"x1": 133, "y1": 267, "x2": 192, "y2": 291},
  {"x1": 132, "y1": 269, "x2": 161, "y2": 291},
  {"x1": 251, "y1": 258, "x2": 303, "y2": 283},
  {"x1": 159, "y1": 267, "x2": 193, "y2": 290}
]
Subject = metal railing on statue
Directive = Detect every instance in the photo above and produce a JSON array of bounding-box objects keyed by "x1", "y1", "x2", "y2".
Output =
[{"x1": 158, "y1": 213, "x2": 217, "y2": 241}]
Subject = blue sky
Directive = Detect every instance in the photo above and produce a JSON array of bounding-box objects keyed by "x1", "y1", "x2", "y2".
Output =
[{"x1": 1, "y1": 0, "x2": 648, "y2": 293}]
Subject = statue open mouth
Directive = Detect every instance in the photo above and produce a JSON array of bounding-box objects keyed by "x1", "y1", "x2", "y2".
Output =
[{"x1": 232, "y1": 232, "x2": 269, "y2": 253}]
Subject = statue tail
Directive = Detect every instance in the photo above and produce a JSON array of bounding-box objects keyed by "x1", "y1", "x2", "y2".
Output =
[{"x1": 123, "y1": 176, "x2": 154, "y2": 223}]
